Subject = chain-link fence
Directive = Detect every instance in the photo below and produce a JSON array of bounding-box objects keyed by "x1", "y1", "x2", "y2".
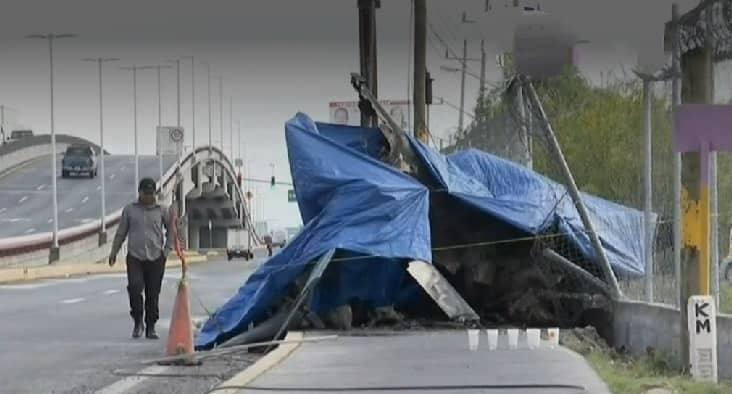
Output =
[{"x1": 443, "y1": 68, "x2": 686, "y2": 310}]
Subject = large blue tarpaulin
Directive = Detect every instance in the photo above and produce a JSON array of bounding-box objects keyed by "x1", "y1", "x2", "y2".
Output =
[{"x1": 195, "y1": 113, "x2": 647, "y2": 350}]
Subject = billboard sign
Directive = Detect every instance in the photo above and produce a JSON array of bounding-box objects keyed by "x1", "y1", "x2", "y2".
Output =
[
  {"x1": 329, "y1": 100, "x2": 409, "y2": 130},
  {"x1": 156, "y1": 126, "x2": 185, "y2": 155}
]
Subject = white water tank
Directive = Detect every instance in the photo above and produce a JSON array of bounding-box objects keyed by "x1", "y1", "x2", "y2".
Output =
[{"x1": 513, "y1": 10, "x2": 578, "y2": 80}]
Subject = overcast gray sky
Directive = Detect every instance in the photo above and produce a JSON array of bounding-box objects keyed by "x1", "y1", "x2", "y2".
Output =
[{"x1": 0, "y1": 0, "x2": 724, "y2": 229}]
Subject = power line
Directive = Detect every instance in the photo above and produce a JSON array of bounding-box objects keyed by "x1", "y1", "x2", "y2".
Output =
[{"x1": 427, "y1": 20, "x2": 480, "y2": 77}]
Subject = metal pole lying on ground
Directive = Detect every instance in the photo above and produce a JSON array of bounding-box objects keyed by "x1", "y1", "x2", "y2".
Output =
[{"x1": 523, "y1": 77, "x2": 621, "y2": 299}]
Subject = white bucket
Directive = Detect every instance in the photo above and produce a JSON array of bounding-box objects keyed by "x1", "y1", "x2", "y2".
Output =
[
  {"x1": 486, "y1": 329, "x2": 498, "y2": 350},
  {"x1": 467, "y1": 329, "x2": 480, "y2": 351},
  {"x1": 526, "y1": 328, "x2": 540, "y2": 349},
  {"x1": 507, "y1": 328, "x2": 519, "y2": 349}
]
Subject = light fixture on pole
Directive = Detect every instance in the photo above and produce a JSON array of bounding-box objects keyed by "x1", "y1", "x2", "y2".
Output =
[
  {"x1": 82, "y1": 56, "x2": 119, "y2": 244},
  {"x1": 26, "y1": 33, "x2": 78, "y2": 259},
  {"x1": 120, "y1": 66, "x2": 142, "y2": 190}
]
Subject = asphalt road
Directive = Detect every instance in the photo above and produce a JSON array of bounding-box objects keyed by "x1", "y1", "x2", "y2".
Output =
[
  {"x1": 0, "y1": 257, "x2": 261, "y2": 394},
  {"x1": 0, "y1": 155, "x2": 178, "y2": 238}
]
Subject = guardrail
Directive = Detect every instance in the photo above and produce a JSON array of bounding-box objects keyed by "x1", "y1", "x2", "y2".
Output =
[{"x1": 0, "y1": 144, "x2": 259, "y2": 260}]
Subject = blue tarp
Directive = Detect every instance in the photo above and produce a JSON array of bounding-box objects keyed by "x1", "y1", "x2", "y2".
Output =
[{"x1": 195, "y1": 113, "x2": 647, "y2": 350}]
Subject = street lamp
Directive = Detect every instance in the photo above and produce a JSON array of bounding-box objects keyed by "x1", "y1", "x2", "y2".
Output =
[
  {"x1": 211, "y1": 76, "x2": 224, "y2": 153},
  {"x1": 229, "y1": 97, "x2": 234, "y2": 162},
  {"x1": 166, "y1": 58, "x2": 182, "y2": 128},
  {"x1": 120, "y1": 66, "x2": 142, "y2": 189},
  {"x1": 202, "y1": 62, "x2": 213, "y2": 150},
  {"x1": 26, "y1": 33, "x2": 78, "y2": 256},
  {"x1": 234, "y1": 120, "x2": 241, "y2": 165},
  {"x1": 138, "y1": 65, "x2": 172, "y2": 182},
  {"x1": 174, "y1": 56, "x2": 196, "y2": 149},
  {"x1": 82, "y1": 57, "x2": 119, "y2": 243}
]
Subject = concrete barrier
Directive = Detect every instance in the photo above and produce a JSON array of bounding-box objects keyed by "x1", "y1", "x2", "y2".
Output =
[{"x1": 610, "y1": 299, "x2": 732, "y2": 378}]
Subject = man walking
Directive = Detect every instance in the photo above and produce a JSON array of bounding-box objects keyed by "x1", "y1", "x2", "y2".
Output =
[{"x1": 109, "y1": 178, "x2": 174, "y2": 339}]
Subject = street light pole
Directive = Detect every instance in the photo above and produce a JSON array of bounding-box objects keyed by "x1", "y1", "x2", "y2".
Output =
[
  {"x1": 121, "y1": 66, "x2": 141, "y2": 189},
  {"x1": 180, "y1": 56, "x2": 196, "y2": 149},
  {"x1": 213, "y1": 76, "x2": 224, "y2": 153},
  {"x1": 204, "y1": 62, "x2": 212, "y2": 150},
  {"x1": 26, "y1": 33, "x2": 77, "y2": 256},
  {"x1": 229, "y1": 97, "x2": 234, "y2": 161},
  {"x1": 82, "y1": 57, "x2": 118, "y2": 242},
  {"x1": 140, "y1": 65, "x2": 172, "y2": 182}
]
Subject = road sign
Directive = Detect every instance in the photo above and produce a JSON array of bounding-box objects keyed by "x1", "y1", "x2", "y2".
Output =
[
  {"x1": 157, "y1": 126, "x2": 185, "y2": 155},
  {"x1": 687, "y1": 295, "x2": 718, "y2": 383},
  {"x1": 288, "y1": 189, "x2": 296, "y2": 202},
  {"x1": 329, "y1": 99, "x2": 409, "y2": 129}
]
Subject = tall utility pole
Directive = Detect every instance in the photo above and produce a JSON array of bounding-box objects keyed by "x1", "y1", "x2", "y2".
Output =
[
  {"x1": 479, "y1": 39, "x2": 486, "y2": 103},
  {"x1": 26, "y1": 33, "x2": 77, "y2": 259},
  {"x1": 413, "y1": 0, "x2": 428, "y2": 143},
  {"x1": 82, "y1": 57, "x2": 119, "y2": 245},
  {"x1": 679, "y1": 34, "x2": 714, "y2": 372},
  {"x1": 358, "y1": 0, "x2": 379, "y2": 127},
  {"x1": 446, "y1": 40, "x2": 481, "y2": 133}
]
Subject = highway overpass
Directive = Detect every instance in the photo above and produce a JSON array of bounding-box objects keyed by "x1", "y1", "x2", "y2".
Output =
[{"x1": 0, "y1": 135, "x2": 256, "y2": 268}]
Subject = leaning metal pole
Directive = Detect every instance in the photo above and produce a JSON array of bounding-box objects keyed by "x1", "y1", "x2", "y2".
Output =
[{"x1": 523, "y1": 76, "x2": 621, "y2": 299}]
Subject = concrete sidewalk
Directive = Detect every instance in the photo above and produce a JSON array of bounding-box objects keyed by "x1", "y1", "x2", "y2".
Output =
[{"x1": 217, "y1": 330, "x2": 611, "y2": 394}]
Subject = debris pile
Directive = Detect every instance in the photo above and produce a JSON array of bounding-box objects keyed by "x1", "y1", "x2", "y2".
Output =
[{"x1": 194, "y1": 113, "x2": 648, "y2": 350}]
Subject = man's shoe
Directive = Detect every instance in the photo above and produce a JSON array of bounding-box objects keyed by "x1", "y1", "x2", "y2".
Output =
[
  {"x1": 145, "y1": 325, "x2": 159, "y2": 339},
  {"x1": 132, "y1": 320, "x2": 144, "y2": 339}
]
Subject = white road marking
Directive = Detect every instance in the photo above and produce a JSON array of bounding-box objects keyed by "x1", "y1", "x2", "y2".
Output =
[
  {"x1": 24, "y1": 228, "x2": 36, "y2": 234},
  {"x1": 60, "y1": 298, "x2": 85, "y2": 304},
  {"x1": 81, "y1": 196, "x2": 89, "y2": 203},
  {"x1": 103, "y1": 289, "x2": 120, "y2": 295},
  {"x1": 96, "y1": 185, "x2": 102, "y2": 191},
  {"x1": 0, "y1": 282, "x2": 55, "y2": 290},
  {"x1": 65, "y1": 207, "x2": 74, "y2": 213},
  {"x1": 109, "y1": 174, "x2": 116, "y2": 180},
  {"x1": 0, "y1": 218, "x2": 30, "y2": 223},
  {"x1": 36, "y1": 184, "x2": 46, "y2": 191},
  {"x1": 18, "y1": 196, "x2": 28, "y2": 203},
  {"x1": 47, "y1": 218, "x2": 53, "y2": 223},
  {"x1": 0, "y1": 208, "x2": 6, "y2": 214},
  {"x1": 94, "y1": 365, "x2": 169, "y2": 394}
]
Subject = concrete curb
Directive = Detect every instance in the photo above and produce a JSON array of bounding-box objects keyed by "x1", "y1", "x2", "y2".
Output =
[
  {"x1": 214, "y1": 331, "x2": 304, "y2": 394},
  {"x1": 0, "y1": 254, "x2": 208, "y2": 284}
]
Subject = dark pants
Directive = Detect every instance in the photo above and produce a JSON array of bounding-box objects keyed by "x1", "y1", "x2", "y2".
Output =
[{"x1": 126, "y1": 255, "x2": 166, "y2": 326}]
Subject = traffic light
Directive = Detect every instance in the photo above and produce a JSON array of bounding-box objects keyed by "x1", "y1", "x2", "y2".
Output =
[{"x1": 270, "y1": 175, "x2": 276, "y2": 189}]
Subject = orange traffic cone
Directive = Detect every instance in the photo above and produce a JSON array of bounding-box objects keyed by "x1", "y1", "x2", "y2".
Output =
[
  {"x1": 161, "y1": 278, "x2": 197, "y2": 365},
  {"x1": 160, "y1": 209, "x2": 199, "y2": 365}
]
